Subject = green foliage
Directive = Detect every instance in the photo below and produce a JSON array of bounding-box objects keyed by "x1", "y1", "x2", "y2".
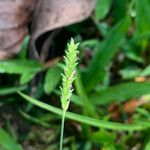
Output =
[
  {"x1": 0, "y1": 60, "x2": 43, "y2": 84},
  {"x1": 44, "y1": 65, "x2": 62, "y2": 94},
  {"x1": 18, "y1": 92, "x2": 150, "y2": 131},
  {"x1": 135, "y1": 0, "x2": 150, "y2": 48},
  {"x1": 83, "y1": 16, "x2": 131, "y2": 91},
  {"x1": 145, "y1": 139, "x2": 150, "y2": 150},
  {"x1": 95, "y1": 0, "x2": 112, "y2": 20},
  {"x1": 91, "y1": 82, "x2": 150, "y2": 105},
  {"x1": 90, "y1": 130, "x2": 116, "y2": 144},
  {"x1": 19, "y1": 36, "x2": 30, "y2": 59},
  {"x1": 1, "y1": 0, "x2": 150, "y2": 149},
  {"x1": 0, "y1": 85, "x2": 27, "y2": 96},
  {"x1": 69, "y1": 81, "x2": 150, "y2": 107},
  {"x1": 0, "y1": 128, "x2": 23, "y2": 150},
  {"x1": 112, "y1": 0, "x2": 126, "y2": 22},
  {"x1": 75, "y1": 70, "x2": 97, "y2": 117},
  {"x1": 120, "y1": 65, "x2": 150, "y2": 79}
]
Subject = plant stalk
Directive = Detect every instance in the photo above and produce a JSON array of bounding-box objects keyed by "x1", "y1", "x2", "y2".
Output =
[{"x1": 59, "y1": 110, "x2": 66, "y2": 150}]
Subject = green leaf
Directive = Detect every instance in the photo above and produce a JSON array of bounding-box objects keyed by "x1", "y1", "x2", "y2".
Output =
[
  {"x1": 119, "y1": 65, "x2": 150, "y2": 80},
  {"x1": 119, "y1": 67, "x2": 142, "y2": 79},
  {"x1": 20, "y1": 72, "x2": 37, "y2": 84},
  {"x1": 19, "y1": 110, "x2": 50, "y2": 128},
  {"x1": 19, "y1": 36, "x2": 30, "y2": 60},
  {"x1": 0, "y1": 60, "x2": 42, "y2": 74},
  {"x1": 140, "y1": 66, "x2": 150, "y2": 76},
  {"x1": 122, "y1": 44, "x2": 143, "y2": 63},
  {"x1": 18, "y1": 91, "x2": 150, "y2": 131},
  {"x1": 0, "y1": 128, "x2": 23, "y2": 150},
  {"x1": 83, "y1": 17, "x2": 131, "y2": 91},
  {"x1": 129, "y1": 32, "x2": 150, "y2": 44},
  {"x1": 145, "y1": 139, "x2": 150, "y2": 150},
  {"x1": 112, "y1": 0, "x2": 126, "y2": 22},
  {"x1": 97, "y1": 22, "x2": 109, "y2": 37},
  {"x1": 135, "y1": 0, "x2": 150, "y2": 49},
  {"x1": 62, "y1": 81, "x2": 150, "y2": 106},
  {"x1": 0, "y1": 85, "x2": 27, "y2": 96},
  {"x1": 80, "y1": 39, "x2": 99, "y2": 49},
  {"x1": 44, "y1": 65, "x2": 62, "y2": 94},
  {"x1": 95, "y1": 0, "x2": 112, "y2": 20},
  {"x1": 90, "y1": 82, "x2": 150, "y2": 105},
  {"x1": 90, "y1": 130, "x2": 116, "y2": 144},
  {"x1": 0, "y1": 60, "x2": 43, "y2": 84}
]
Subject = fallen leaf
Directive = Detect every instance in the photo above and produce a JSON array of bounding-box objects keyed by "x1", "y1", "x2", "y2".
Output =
[
  {"x1": 123, "y1": 99, "x2": 137, "y2": 113},
  {"x1": 30, "y1": 0, "x2": 96, "y2": 60},
  {"x1": 0, "y1": 0, "x2": 37, "y2": 59},
  {"x1": 108, "y1": 100, "x2": 138, "y2": 120},
  {"x1": 0, "y1": 0, "x2": 95, "y2": 59},
  {"x1": 108, "y1": 102, "x2": 120, "y2": 120},
  {"x1": 135, "y1": 77, "x2": 147, "y2": 82}
]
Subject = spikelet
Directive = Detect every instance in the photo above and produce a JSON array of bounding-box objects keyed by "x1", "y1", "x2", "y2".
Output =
[{"x1": 60, "y1": 38, "x2": 79, "y2": 111}]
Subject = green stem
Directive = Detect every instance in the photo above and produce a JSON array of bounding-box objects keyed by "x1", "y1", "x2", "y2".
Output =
[{"x1": 60, "y1": 110, "x2": 66, "y2": 150}]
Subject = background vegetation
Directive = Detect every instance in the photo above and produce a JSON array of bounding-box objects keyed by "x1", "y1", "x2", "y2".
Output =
[{"x1": 0, "y1": 0, "x2": 150, "y2": 149}]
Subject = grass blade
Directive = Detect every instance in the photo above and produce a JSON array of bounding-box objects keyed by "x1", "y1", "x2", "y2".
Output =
[
  {"x1": 83, "y1": 17, "x2": 131, "y2": 92},
  {"x1": 0, "y1": 85, "x2": 27, "y2": 96},
  {"x1": 68, "y1": 82, "x2": 150, "y2": 106},
  {"x1": 90, "y1": 81, "x2": 150, "y2": 105},
  {"x1": 18, "y1": 92, "x2": 150, "y2": 131}
]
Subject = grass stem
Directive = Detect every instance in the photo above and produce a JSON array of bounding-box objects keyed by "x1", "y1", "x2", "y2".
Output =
[{"x1": 59, "y1": 110, "x2": 66, "y2": 150}]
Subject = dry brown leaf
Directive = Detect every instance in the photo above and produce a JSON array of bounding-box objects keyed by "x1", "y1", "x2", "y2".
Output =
[
  {"x1": 0, "y1": 0, "x2": 95, "y2": 59},
  {"x1": 134, "y1": 77, "x2": 147, "y2": 82},
  {"x1": 30, "y1": 0, "x2": 96, "y2": 59},
  {"x1": 108, "y1": 100, "x2": 138, "y2": 120},
  {"x1": 123, "y1": 99, "x2": 137, "y2": 113},
  {"x1": 108, "y1": 102, "x2": 121, "y2": 120},
  {"x1": 0, "y1": 0, "x2": 37, "y2": 59}
]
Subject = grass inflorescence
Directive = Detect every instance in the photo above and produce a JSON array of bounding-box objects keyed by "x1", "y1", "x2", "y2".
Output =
[{"x1": 59, "y1": 38, "x2": 79, "y2": 150}]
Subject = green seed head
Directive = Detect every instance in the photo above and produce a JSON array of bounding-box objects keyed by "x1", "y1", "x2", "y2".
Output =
[{"x1": 60, "y1": 38, "x2": 79, "y2": 111}]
